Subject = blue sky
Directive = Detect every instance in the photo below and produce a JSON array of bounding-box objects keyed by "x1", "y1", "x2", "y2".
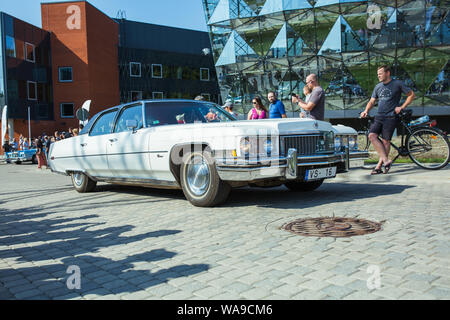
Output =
[{"x1": 0, "y1": 0, "x2": 209, "y2": 31}]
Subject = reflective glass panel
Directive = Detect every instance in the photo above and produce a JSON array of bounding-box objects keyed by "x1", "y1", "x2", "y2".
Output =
[
  {"x1": 5, "y1": 36, "x2": 15, "y2": 58},
  {"x1": 90, "y1": 110, "x2": 118, "y2": 136},
  {"x1": 114, "y1": 105, "x2": 143, "y2": 133}
]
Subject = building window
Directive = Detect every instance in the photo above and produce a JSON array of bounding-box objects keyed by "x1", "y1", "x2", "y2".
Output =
[
  {"x1": 27, "y1": 81, "x2": 37, "y2": 100},
  {"x1": 60, "y1": 103, "x2": 75, "y2": 118},
  {"x1": 130, "y1": 91, "x2": 142, "y2": 101},
  {"x1": 59, "y1": 67, "x2": 73, "y2": 82},
  {"x1": 201, "y1": 93, "x2": 211, "y2": 101},
  {"x1": 152, "y1": 64, "x2": 162, "y2": 78},
  {"x1": 152, "y1": 92, "x2": 163, "y2": 100},
  {"x1": 200, "y1": 68, "x2": 210, "y2": 81},
  {"x1": 37, "y1": 83, "x2": 46, "y2": 102},
  {"x1": 25, "y1": 43, "x2": 35, "y2": 63},
  {"x1": 130, "y1": 62, "x2": 141, "y2": 77},
  {"x1": 5, "y1": 36, "x2": 16, "y2": 57},
  {"x1": 38, "y1": 104, "x2": 49, "y2": 119}
]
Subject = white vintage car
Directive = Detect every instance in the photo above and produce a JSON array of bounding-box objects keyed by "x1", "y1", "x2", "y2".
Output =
[{"x1": 48, "y1": 100, "x2": 368, "y2": 207}]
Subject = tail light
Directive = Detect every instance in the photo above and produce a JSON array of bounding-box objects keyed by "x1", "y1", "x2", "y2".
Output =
[{"x1": 430, "y1": 120, "x2": 437, "y2": 127}]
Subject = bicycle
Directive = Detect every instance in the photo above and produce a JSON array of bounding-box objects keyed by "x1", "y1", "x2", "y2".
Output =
[{"x1": 357, "y1": 109, "x2": 450, "y2": 170}]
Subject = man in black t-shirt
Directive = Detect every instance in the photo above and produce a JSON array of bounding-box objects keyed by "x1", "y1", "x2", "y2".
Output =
[
  {"x1": 361, "y1": 65, "x2": 415, "y2": 174},
  {"x1": 3, "y1": 141, "x2": 11, "y2": 153}
]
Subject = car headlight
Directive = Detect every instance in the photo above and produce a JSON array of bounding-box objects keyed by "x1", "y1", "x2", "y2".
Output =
[
  {"x1": 263, "y1": 138, "x2": 272, "y2": 155},
  {"x1": 334, "y1": 136, "x2": 342, "y2": 151},
  {"x1": 240, "y1": 137, "x2": 251, "y2": 156},
  {"x1": 239, "y1": 136, "x2": 277, "y2": 157},
  {"x1": 319, "y1": 131, "x2": 334, "y2": 152}
]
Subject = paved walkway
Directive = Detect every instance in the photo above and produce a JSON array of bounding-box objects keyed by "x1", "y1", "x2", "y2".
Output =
[{"x1": 0, "y1": 162, "x2": 449, "y2": 300}]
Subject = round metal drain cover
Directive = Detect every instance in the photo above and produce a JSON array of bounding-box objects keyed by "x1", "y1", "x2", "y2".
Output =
[{"x1": 283, "y1": 217, "x2": 382, "y2": 238}]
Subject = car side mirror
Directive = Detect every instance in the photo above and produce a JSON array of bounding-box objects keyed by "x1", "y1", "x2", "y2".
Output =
[{"x1": 126, "y1": 120, "x2": 138, "y2": 133}]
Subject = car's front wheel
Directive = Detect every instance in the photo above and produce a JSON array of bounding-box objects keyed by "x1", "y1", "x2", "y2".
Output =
[
  {"x1": 71, "y1": 172, "x2": 97, "y2": 193},
  {"x1": 180, "y1": 149, "x2": 230, "y2": 207},
  {"x1": 285, "y1": 179, "x2": 324, "y2": 192}
]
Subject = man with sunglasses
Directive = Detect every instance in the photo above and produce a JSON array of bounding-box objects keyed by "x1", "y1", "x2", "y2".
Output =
[{"x1": 292, "y1": 74, "x2": 325, "y2": 120}]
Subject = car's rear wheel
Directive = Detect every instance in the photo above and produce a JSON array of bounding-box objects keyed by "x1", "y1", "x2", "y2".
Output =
[
  {"x1": 180, "y1": 149, "x2": 230, "y2": 207},
  {"x1": 31, "y1": 155, "x2": 38, "y2": 164},
  {"x1": 285, "y1": 179, "x2": 324, "y2": 192},
  {"x1": 71, "y1": 172, "x2": 97, "y2": 193}
]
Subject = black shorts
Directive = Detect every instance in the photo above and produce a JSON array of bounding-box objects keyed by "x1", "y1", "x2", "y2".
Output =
[{"x1": 369, "y1": 116, "x2": 399, "y2": 141}]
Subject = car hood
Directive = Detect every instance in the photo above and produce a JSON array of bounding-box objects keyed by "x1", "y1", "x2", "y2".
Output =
[{"x1": 148, "y1": 118, "x2": 335, "y2": 136}]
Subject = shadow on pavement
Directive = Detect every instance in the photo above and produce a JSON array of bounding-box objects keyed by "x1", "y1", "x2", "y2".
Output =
[
  {"x1": 0, "y1": 204, "x2": 209, "y2": 299},
  {"x1": 222, "y1": 182, "x2": 415, "y2": 209}
]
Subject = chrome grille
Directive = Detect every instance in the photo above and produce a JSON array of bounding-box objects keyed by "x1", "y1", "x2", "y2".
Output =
[{"x1": 281, "y1": 134, "x2": 334, "y2": 156}]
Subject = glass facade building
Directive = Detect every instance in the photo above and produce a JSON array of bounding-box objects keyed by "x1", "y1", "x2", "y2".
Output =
[{"x1": 202, "y1": 0, "x2": 449, "y2": 119}]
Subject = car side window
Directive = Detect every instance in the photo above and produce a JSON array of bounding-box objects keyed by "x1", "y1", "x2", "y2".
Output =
[
  {"x1": 89, "y1": 110, "x2": 118, "y2": 136},
  {"x1": 114, "y1": 105, "x2": 144, "y2": 133}
]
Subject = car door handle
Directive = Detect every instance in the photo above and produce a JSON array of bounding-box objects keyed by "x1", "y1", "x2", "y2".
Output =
[
  {"x1": 80, "y1": 143, "x2": 87, "y2": 147},
  {"x1": 109, "y1": 138, "x2": 118, "y2": 143}
]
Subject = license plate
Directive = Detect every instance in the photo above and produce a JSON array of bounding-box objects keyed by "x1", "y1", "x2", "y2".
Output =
[{"x1": 305, "y1": 167, "x2": 336, "y2": 181}]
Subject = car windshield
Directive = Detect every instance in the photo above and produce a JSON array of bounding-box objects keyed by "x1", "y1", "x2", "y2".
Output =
[{"x1": 144, "y1": 101, "x2": 235, "y2": 127}]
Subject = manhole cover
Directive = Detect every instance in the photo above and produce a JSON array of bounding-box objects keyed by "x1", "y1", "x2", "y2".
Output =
[{"x1": 282, "y1": 217, "x2": 382, "y2": 238}]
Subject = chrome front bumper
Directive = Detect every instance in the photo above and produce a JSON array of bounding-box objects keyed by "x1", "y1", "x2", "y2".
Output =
[{"x1": 215, "y1": 149, "x2": 369, "y2": 182}]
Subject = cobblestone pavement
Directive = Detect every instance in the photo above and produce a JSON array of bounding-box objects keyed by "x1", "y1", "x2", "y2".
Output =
[{"x1": 0, "y1": 162, "x2": 449, "y2": 300}]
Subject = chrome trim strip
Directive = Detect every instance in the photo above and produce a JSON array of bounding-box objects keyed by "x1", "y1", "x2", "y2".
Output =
[
  {"x1": 216, "y1": 148, "x2": 349, "y2": 181},
  {"x1": 215, "y1": 152, "x2": 346, "y2": 168},
  {"x1": 98, "y1": 177, "x2": 180, "y2": 189},
  {"x1": 345, "y1": 146, "x2": 350, "y2": 171},
  {"x1": 286, "y1": 148, "x2": 297, "y2": 180},
  {"x1": 349, "y1": 151, "x2": 370, "y2": 159}
]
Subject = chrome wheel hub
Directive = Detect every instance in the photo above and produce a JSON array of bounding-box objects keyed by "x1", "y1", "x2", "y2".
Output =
[
  {"x1": 73, "y1": 172, "x2": 83, "y2": 186},
  {"x1": 186, "y1": 155, "x2": 210, "y2": 196}
]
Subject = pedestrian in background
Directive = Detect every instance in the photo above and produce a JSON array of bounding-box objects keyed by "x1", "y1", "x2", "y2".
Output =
[
  {"x1": 223, "y1": 101, "x2": 238, "y2": 118},
  {"x1": 268, "y1": 91, "x2": 286, "y2": 119},
  {"x1": 22, "y1": 137, "x2": 29, "y2": 150},
  {"x1": 247, "y1": 96, "x2": 268, "y2": 120},
  {"x1": 360, "y1": 65, "x2": 415, "y2": 175},
  {"x1": 35, "y1": 138, "x2": 47, "y2": 169},
  {"x1": 292, "y1": 74, "x2": 325, "y2": 120},
  {"x1": 3, "y1": 140, "x2": 11, "y2": 153},
  {"x1": 11, "y1": 138, "x2": 18, "y2": 151},
  {"x1": 19, "y1": 134, "x2": 24, "y2": 150},
  {"x1": 44, "y1": 136, "x2": 52, "y2": 161}
]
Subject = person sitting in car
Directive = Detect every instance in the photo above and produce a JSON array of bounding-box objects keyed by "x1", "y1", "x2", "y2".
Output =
[{"x1": 206, "y1": 108, "x2": 218, "y2": 121}]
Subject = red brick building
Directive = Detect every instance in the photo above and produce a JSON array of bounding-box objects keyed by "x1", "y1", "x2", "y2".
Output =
[
  {"x1": 1, "y1": 1, "x2": 218, "y2": 154},
  {"x1": 1, "y1": 1, "x2": 119, "y2": 151},
  {"x1": 41, "y1": 1, "x2": 120, "y2": 128}
]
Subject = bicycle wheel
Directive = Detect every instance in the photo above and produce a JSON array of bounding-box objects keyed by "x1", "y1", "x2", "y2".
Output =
[
  {"x1": 407, "y1": 127, "x2": 450, "y2": 170},
  {"x1": 357, "y1": 131, "x2": 370, "y2": 151}
]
